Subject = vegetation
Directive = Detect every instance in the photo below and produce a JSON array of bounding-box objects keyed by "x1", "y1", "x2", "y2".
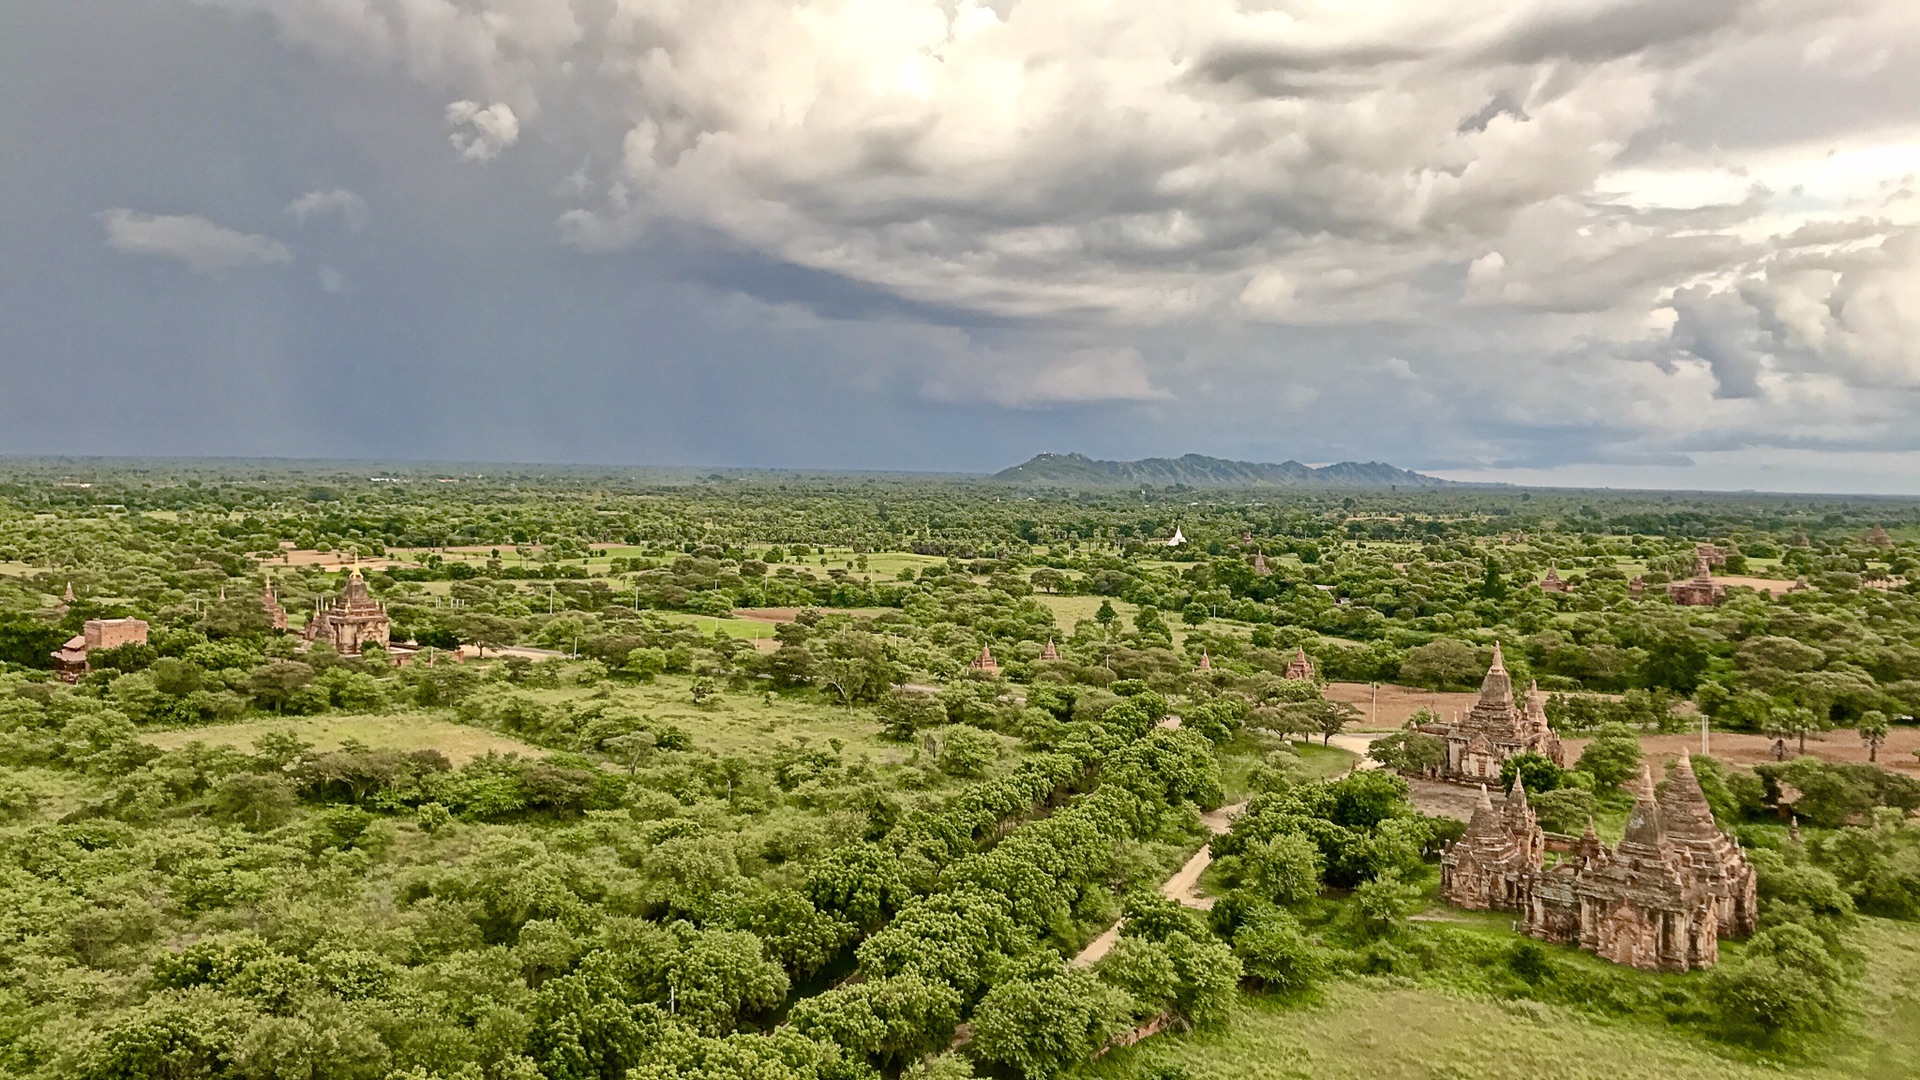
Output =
[{"x1": 3, "y1": 461, "x2": 1920, "y2": 1077}]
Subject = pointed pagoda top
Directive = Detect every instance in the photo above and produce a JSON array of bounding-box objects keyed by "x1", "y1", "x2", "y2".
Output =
[
  {"x1": 1619, "y1": 764, "x2": 1666, "y2": 853},
  {"x1": 1658, "y1": 753, "x2": 1721, "y2": 840},
  {"x1": 1505, "y1": 769, "x2": 1528, "y2": 806},
  {"x1": 63, "y1": 582, "x2": 74, "y2": 602},
  {"x1": 1198, "y1": 649, "x2": 1212, "y2": 671},
  {"x1": 1543, "y1": 565, "x2": 1561, "y2": 581},
  {"x1": 1253, "y1": 551, "x2": 1270, "y2": 576},
  {"x1": 968, "y1": 643, "x2": 997, "y2": 673},
  {"x1": 1460, "y1": 783, "x2": 1504, "y2": 842},
  {"x1": 1478, "y1": 643, "x2": 1514, "y2": 706},
  {"x1": 1039, "y1": 637, "x2": 1059, "y2": 661}
]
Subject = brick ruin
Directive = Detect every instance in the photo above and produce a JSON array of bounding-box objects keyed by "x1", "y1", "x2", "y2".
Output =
[
  {"x1": 1282, "y1": 646, "x2": 1315, "y2": 681},
  {"x1": 1536, "y1": 565, "x2": 1571, "y2": 593},
  {"x1": 1667, "y1": 545, "x2": 1726, "y2": 607},
  {"x1": 1441, "y1": 756, "x2": 1757, "y2": 972},
  {"x1": 51, "y1": 617, "x2": 150, "y2": 683},
  {"x1": 967, "y1": 644, "x2": 998, "y2": 675},
  {"x1": 301, "y1": 567, "x2": 391, "y2": 654},
  {"x1": 1418, "y1": 644, "x2": 1563, "y2": 782}
]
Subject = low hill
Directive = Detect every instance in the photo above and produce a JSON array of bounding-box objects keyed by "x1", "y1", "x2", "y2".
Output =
[{"x1": 993, "y1": 452, "x2": 1452, "y2": 489}]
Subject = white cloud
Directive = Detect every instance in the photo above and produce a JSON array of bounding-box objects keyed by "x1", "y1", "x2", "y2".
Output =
[
  {"x1": 446, "y1": 100, "x2": 518, "y2": 161},
  {"x1": 318, "y1": 265, "x2": 347, "y2": 293},
  {"x1": 192, "y1": 0, "x2": 1920, "y2": 475},
  {"x1": 287, "y1": 188, "x2": 368, "y2": 230},
  {"x1": 96, "y1": 209, "x2": 292, "y2": 273}
]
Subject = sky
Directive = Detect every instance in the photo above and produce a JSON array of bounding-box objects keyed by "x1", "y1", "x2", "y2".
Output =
[{"x1": 3, "y1": 1, "x2": 1920, "y2": 493}]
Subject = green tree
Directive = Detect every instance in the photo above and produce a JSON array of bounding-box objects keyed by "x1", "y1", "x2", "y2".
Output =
[
  {"x1": 1573, "y1": 723, "x2": 1643, "y2": 793},
  {"x1": 1367, "y1": 729, "x2": 1445, "y2": 775},
  {"x1": 207, "y1": 773, "x2": 296, "y2": 832},
  {"x1": 970, "y1": 969, "x2": 1133, "y2": 1080},
  {"x1": 1703, "y1": 921, "x2": 1848, "y2": 1045},
  {"x1": 1498, "y1": 752, "x2": 1565, "y2": 794},
  {"x1": 1346, "y1": 870, "x2": 1421, "y2": 939},
  {"x1": 1243, "y1": 830, "x2": 1324, "y2": 906},
  {"x1": 1858, "y1": 709, "x2": 1891, "y2": 763},
  {"x1": 1398, "y1": 639, "x2": 1485, "y2": 689},
  {"x1": 818, "y1": 631, "x2": 900, "y2": 706},
  {"x1": 1479, "y1": 557, "x2": 1507, "y2": 600},
  {"x1": 1232, "y1": 904, "x2": 1325, "y2": 992},
  {"x1": 1639, "y1": 624, "x2": 1710, "y2": 694},
  {"x1": 874, "y1": 688, "x2": 944, "y2": 741},
  {"x1": 935, "y1": 725, "x2": 998, "y2": 778},
  {"x1": 1528, "y1": 787, "x2": 1597, "y2": 833}
]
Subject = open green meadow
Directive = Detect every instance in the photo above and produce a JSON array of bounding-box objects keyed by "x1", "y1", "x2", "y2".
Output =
[
  {"x1": 140, "y1": 712, "x2": 544, "y2": 763},
  {"x1": 1091, "y1": 916, "x2": 1920, "y2": 1080}
]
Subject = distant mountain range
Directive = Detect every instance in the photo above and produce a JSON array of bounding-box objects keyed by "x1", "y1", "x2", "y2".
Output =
[{"x1": 992, "y1": 452, "x2": 1454, "y2": 489}]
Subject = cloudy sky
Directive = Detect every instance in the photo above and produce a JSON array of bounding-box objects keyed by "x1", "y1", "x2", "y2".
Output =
[{"x1": 4, "y1": 0, "x2": 1919, "y2": 491}]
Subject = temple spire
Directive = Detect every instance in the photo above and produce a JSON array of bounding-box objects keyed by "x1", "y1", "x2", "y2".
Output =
[
  {"x1": 1478, "y1": 642, "x2": 1514, "y2": 706},
  {"x1": 1620, "y1": 764, "x2": 1666, "y2": 852}
]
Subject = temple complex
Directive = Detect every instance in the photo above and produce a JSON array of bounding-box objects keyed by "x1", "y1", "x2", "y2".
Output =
[
  {"x1": 1441, "y1": 759, "x2": 1756, "y2": 972},
  {"x1": 1536, "y1": 566, "x2": 1570, "y2": 593},
  {"x1": 967, "y1": 644, "x2": 998, "y2": 675},
  {"x1": 1418, "y1": 645, "x2": 1563, "y2": 781},
  {"x1": 1667, "y1": 549, "x2": 1725, "y2": 607},
  {"x1": 1038, "y1": 638, "x2": 1059, "y2": 662},
  {"x1": 301, "y1": 568, "x2": 391, "y2": 654},
  {"x1": 1282, "y1": 647, "x2": 1315, "y2": 681},
  {"x1": 1868, "y1": 525, "x2": 1893, "y2": 549},
  {"x1": 51, "y1": 617, "x2": 149, "y2": 683}
]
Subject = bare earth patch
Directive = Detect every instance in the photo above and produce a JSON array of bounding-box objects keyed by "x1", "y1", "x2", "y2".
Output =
[
  {"x1": 1325, "y1": 681, "x2": 1481, "y2": 728},
  {"x1": 1564, "y1": 728, "x2": 1920, "y2": 777}
]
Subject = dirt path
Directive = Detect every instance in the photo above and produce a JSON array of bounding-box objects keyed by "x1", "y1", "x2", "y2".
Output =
[
  {"x1": 1325, "y1": 731, "x2": 1388, "y2": 767},
  {"x1": 1072, "y1": 801, "x2": 1244, "y2": 967}
]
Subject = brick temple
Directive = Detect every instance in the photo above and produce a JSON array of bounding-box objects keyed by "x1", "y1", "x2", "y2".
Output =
[
  {"x1": 1418, "y1": 644, "x2": 1563, "y2": 782},
  {"x1": 1667, "y1": 546, "x2": 1725, "y2": 607},
  {"x1": 1441, "y1": 756, "x2": 1756, "y2": 972},
  {"x1": 51, "y1": 617, "x2": 149, "y2": 683},
  {"x1": 1282, "y1": 646, "x2": 1315, "y2": 681},
  {"x1": 301, "y1": 567, "x2": 391, "y2": 654}
]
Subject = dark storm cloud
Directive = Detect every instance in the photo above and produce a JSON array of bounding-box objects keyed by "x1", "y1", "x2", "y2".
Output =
[{"x1": 4, "y1": 0, "x2": 1920, "y2": 491}]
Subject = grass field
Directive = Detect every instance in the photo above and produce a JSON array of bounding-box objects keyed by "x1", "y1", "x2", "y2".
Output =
[
  {"x1": 136, "y1": 677, "x2": 1019, "y2": 779},
  {"x1": 1217, "y1": 733, "x2": 1359, "y2": 802},
  {"x1": 512, "y1": 676, "x2": 1016, "y2": 768},
  {"x1": 648, "y1": 610, "x2": 782, "y2": 642},
  {"x1": 141, "y1": 713, "x2": 543, "y2": 763},
  {"x1": 1088, "y1": 916, "x2": 1920, "y2": 1080},
  {"x1": 1035, "y1": 594, "x2": 1139, "y2": 632}
]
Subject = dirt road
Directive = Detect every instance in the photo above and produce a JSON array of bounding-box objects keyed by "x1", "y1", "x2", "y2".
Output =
[{"x1": 1072, "y1": 801, "x2": 1244, "y2": 966}]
